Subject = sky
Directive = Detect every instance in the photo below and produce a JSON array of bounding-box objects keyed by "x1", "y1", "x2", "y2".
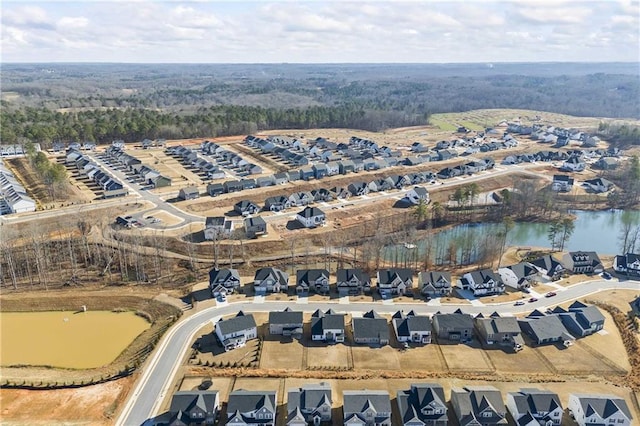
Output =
[{"x1": 1, "y1": 0, "x2": 639, "y2": 63}]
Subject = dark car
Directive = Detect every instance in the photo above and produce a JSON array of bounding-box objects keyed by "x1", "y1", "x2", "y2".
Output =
[{"x1": 602, "y1": 271, "x2": 612, "y2": 280}]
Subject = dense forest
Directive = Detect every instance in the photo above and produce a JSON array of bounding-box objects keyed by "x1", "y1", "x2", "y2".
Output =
[{"x1": 1, "y1": 63, "x2": 638, "y2": 145}]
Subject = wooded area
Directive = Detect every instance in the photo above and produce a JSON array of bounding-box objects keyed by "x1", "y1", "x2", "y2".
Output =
[{"x1": 2, "y1": 63, "x2": 638, "y2": 145}]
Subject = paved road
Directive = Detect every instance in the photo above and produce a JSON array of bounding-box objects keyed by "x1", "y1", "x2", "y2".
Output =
[{"x1": 116, "y1": 278, "x2": 640, "y2": 426}]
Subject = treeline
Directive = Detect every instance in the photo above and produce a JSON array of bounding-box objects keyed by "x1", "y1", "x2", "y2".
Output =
[
  {"x1": 597, "y1": 122, "x2": 640, "y2": 146},
  {"x1": 0, "y1": 104, "x2": 428, "y2": 146},
  {"x1": 24, "y1": 142, "x2": 68, "y2": 199}
]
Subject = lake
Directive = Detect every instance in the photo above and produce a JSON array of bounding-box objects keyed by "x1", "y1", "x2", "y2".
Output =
[
  {"x1": 0, "y1": 310, "x2": 150, "y2": 369},
  {"x1": 384, "y1": 209, "x2": 640, "y2": 265}
]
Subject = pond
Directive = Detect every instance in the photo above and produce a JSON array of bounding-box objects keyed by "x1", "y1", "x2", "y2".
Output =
[
  {"x1": 384, "y1": 209, "x2": 640, "y2": 266},
  {"x1": 0, "y1": 310, "x2": 150, "y2": 369}
]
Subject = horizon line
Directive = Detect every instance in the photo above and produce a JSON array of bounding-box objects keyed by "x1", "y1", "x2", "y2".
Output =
[{"x1": 3, "y1": 61, "x2": 640, "y2": 65}]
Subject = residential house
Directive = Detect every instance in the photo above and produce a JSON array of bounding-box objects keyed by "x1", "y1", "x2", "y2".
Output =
[
  {"x1": 506, "y1": 389, "x2": 563, "y2": 426},
  {"x1": 311, "y1": 188, "x2": 332, "y2": 203},
  {"x1": 234, "y1": 200, "x2": 261, "y2": 216},
  {"x1": 287, "y1": 383, "x2": 332, "y2": 426},
  {"x1": 338, "y1": 160, "x2": 356, "y2": 174},
  {"x1": 151, "y1": 174, "x2": 172, "y2": 188},
  {"x1": 352, "y1": 310, "x2": 390, "y2": 346},
  {"x1": 336, "y1": 268, "x2": 371, "y2": 296},
  {"x1": 582, "y1": 177, "x2": 614, "y2": 193},
  {"x1": 256, "y1": 176, "x2": 275, "y2": 188},
  {"x1": 289, "y1": 192, "x2": 314, "y2": 207},
  {"x1": 311, "y1": 309, "x2": 345, "y2": 343},
  {"x1": 167, "y1": 390, "x2": 220, "y2": 426},
  {"x1": 551, "y1": 175, "x2": 574, "y2": 192},
  {"x1": 451, "y1": 386, "x2": 508, "y2": 426},
  {"x1": 296, "y1": 269, "x2": 331, "y2": 295},
  {"x1": 594, "y1": 157, "x2": 619, "y2": 170},
  {"x1": 269, "y1": 308, "x2": 303, "y2": 336},
  {"x1": 377, "y1": 268, "x2": 414, "y2": 296},
  {"x1": 343, "y1": 390, "x2": 392, "y2": 426},
  {"x1": 568, "y1": 394, "x2": 633, "y2": 426},
  {"x1": 529, "y1": 255, "x2": 565, "y2": 281},
  {"x1": 273, "y1": 172, "x2": 290, "y2": 185},
  {"x1": 518, "y1": 313, "x2": 574, "y2": 347},
  {"x1": 460, "y1": 269, "x2": 505, "y2": 296},
  {"x1": 562, "y1": 251, "x2": 603, "y2": 274},
  {"x1": 561, "y1": 156, "x2": 586, "y2": 172},
  {"x1": 226, "y1": 390, "x2": 277, "y2": 426},
  {"x1": 392, "y1": 310, "x2": 432, "y2": 344},
  {"x1": 330, "y1": 186, "x2": 350, "y2": 200},
  {"x1": 405, "y1": 187, "x2": 430, "y2": 205},
  {"x1": 498, "y1": 262, "x2": 537, "y2": 291},
  {"x1": 265, "y1": 195, "x2": 291, "y2": 212},
  {"x1": 224, "y1": 180, "x2": 244, "y2": 194},
  {"x1": 178, "y1": 186, "x2": 199, "y2": 200},
  {"x1": 475, "y1": 315, "x2": 524, "y2": 351},
  {"x1": 204, "y1": 216, "x2": 233, "y2": 240},
  {"x1": 614, "y1": 252, "x2": 640, "y2": 277},
  {"x1": 207, "y1": 183, "x2": 224, "y2": 197},
  {"x1": 325, "y1": 162, "x2": 340, "y2": 176},
  {"x1": 254, "y1": 267, "x2": 289, "y2": 294},
  {"x1": 432, "y1": 313, "x2": 474, "y2": 343},
  {"x1": 209, "y1": 268, "x2": 241, "y2": 296},
  {"x1": 396, "y1": 383, "x2": 447, "y2": 426},
  {"x1": 347, "y1": 182, "x2": 369, "y2": 197},
  {"x1": 245, "y1": 216, "x2": 268, "y2": 239},
  {"x1": 215, "y1": 312, "x2": 257, "y2": 352},
  {"x1": 418, "y1": 271, "x2": 452, "y2": 298},
  {"x1": 583, "y1": 135, "x2": 601, "y2": 147},
  {"x1": 558, "y1": 301, "x2": 605, "y2": 337},
  {"x1": 296, "y1": 206, "x2": 326, "y2": 228}
]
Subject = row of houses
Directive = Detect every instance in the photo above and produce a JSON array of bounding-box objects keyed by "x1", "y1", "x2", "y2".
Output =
[
  {"x1": 200, "y1": 141, "x2": 263, "y2": 176},
  {"x1": 103, "y1": 146, "x2": 172, "y2": 188},
  {"x1": 52, "y1": 141, "x2": 96, "y2": 152},
  {"x1": 162, "y1": 380, "x2": 632, "y2": 426},
  {"x1": 65, "y1": 149, "x2": 128, "y2": 198},
  {"x1": 0, "y1": 143, "x2": 41, "y2": 157},
  {"x1": 552, "y1": 175, "x2": 614, "y2": 194},
  {"x1": 167, "y1": 145, "x2": 233, "y2": 180},
  {"x1": 208, "y1": 250, "x2": 606, "y2": 301},
  {"x1": 435, "y1": 158, "x2": 495, "y2": 180},
  {"x1": 0, "y1": 159, "x2": 36, "y2": 215},
  {"x1": 215, "y1": 300, "x2": 604, "y2": 352}
]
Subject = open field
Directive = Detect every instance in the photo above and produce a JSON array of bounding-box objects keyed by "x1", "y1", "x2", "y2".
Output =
[{"x1": 0, "y1": 311, "x2": 149, "y2": 369}]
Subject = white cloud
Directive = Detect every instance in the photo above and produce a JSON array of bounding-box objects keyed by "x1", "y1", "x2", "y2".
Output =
[{"x1": 57, "y1": 16, "x2": 89, "y2": 30}]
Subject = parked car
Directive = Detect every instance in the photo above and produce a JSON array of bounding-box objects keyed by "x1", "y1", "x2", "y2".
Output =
[
  {"x1": 601, "y1": 271, "x2": 612, "y2": 280},
  {"x1": 545, "y1": 292, "x2": 557, "y2": 298},
  {"x1": 528, "y1": 297, "x2": 538, "y2": 303},
  {"x1": 218, "y1": 294, "x2": 227, "y2": 302},
  {"x1": 514, "y1": 301, "x2": 525, "y2": 306}
]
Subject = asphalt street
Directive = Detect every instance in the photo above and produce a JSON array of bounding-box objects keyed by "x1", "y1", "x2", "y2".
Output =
[{"x1": 116, "y1": 278, "x2": 640, "y2": 426}]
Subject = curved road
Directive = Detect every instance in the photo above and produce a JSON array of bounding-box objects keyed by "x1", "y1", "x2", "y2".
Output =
[{"x1": 116, "y1": 278, "x2": 640, "y2": 426}]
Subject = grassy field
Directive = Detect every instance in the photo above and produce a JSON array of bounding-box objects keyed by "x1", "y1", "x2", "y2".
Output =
[{"x1": 0, "y1": 311, "x2": 150, "y2": 369}]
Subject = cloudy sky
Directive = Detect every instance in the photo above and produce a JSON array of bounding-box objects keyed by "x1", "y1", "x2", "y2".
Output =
[{"x1": 2, "y1": 0, "x2": 639, "y2": 63}]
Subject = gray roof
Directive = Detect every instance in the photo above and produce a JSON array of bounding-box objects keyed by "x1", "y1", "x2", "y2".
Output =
[
  {"x1": 227, "y1": 390, "x2": 276, "y2": 418},
  {"x1": 571, "y1": 394, "x2": 632, "y2": 421},
  {"x1": 254, "y1": 267, "x2": 288, "y2": 284},
  {"x1": 269, "y1": 308, "x2": 303, "y2": 325},
  {"x1": 311, "y1": 311, "x2": 345, "y2": 335},
  {"x1": 216, "y1": 312, "x2": 256, "y2": 336},
  {"x1": 518, "y1": 315, "x2": 572, "y2": 343},
  {"x1": 296, "y1": 269, "x2": 330, "y2": 284},
  {"x1": 529, "y1": 255, "x2": 564, "y2": 274},
  {"x1": 352, "y1": 317, "x2": 389, "y2": 341},
  {"x1": 244, "y1": 216, "x2": 266, "y2": 228},
  {"x1": 377, "y1": 268, "x2": 413, "y2": 285},
  {"x1": 397, "y1": 384, "x2": 446, "y2": 424},
  {"x1": 419, "y1": 271, "x2": 451, "y2": 286},
  {"x1": 476, "y1": 317, "x2": 521, "y2": 335},
  {"x1": 297, "y1": 206, "x2": 325, "y2": 218},
  {"x1": 336, "y1": 268, "x2": 370, "y2": 284},
  {"x1": 209, "y1": 268, "x2": 240, "y2": 285},
  {"x1": 433, "y1": 313, "x2": 474, "y2": 330},
  {"x1": 169, "y1": 390, "x2": 219, "y2": 414},
  {"x1": 393, "y1": 315, "x2": 431, "y2": 337},
  {"x1": 287, "y1": 383, "x2": 332, "y2": 415},
  {"x1": 343, "y1": 390, "x2": 391, "y2": 418},
  {"x1": 505, "y1": 262, "x2": 538, "y2": 280},
  {"x1": 508, "y1": 388, "x2": 562, "y2": 419},
  {"x1": 452, "y1": 386, "x2": 507, "y2": 425},
  {"x1": 205, "y1": 216, "x2": 226, "y2": 227}
]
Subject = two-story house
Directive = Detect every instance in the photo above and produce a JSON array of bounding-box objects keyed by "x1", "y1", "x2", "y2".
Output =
[
  {"x1": 226, "y1": 390, "x2": 277, "y2": 426},
  {"x1": 296, "y1": 206, "x2": 326, "y2": 228},
  {"x1": 432, "y1": 313, "x2": 474, "y2": 343},
  {"x1": 568, "y1": 394, "x2": 633, "y2": 426},
  {"x1": 506, "y1": 389, "x2": 563, "y2": 426},
  {"x1": 343, "y1": 390, "x2": 392, "y2": 426},
  {"x1": 498, "y1": 262, "x2": 537, "y2": 291},
  {"x1": 614, "y1": 252, "x2": 640, "y2": 277},
  {"x1": 269, "y1": 307, "x2": 303, "y2": 337},
  {"x1": 204, "y1": 216, "x2": 234, "y2": 240},
  {"x1": 529, "y1": 255, "x2": 566, "y2": 281},
  {"x1": 352, "y1": 310, "x2": 390, "y2": 346},
  {"x1": 562, "y1": 251, "x2": 603, "y2": 274},
  {"x1": 296, "y1": 269, "x2": 330, "y2": 295},
  {"x1": 311, "y1": 309, "x2": 345, "y2": 343},
  {"x1": 460, "y1": 269, "x2": 505, "y2": 296},
  {"x1": 451, "y1": 386, "x2": 508, "y2": 426},
  {"x1": 475, "y1": 315, "x2": 524, "y2": 352},
  {"x1": 209, "y1": 268, "x2": 241, "y2": 296},
  {"x1": 287, "y1": 383, "x2": 332, "y2": 426},
  {"x1": 245, "y1": 216, "x2": 268, "y2": 239},
  {"x1": 392, "y1": 310, "x2": 432, "y2": 344},
  {"x1": 551, "y1": 175, "x2": 574, "y2": 192},
  {"x1": 254, "y1": 267, "x2": 289, "y2": 294},
  {"x1": 397, "y1": 384, "x2": 447, "y2": 426},
  {"x1": 215, "y1": 312, "x2": 257, "y2": 352},
  {"x1": 418, "y1": 271, "x2": 452, "y2": 298},
  {"x1": 336, "y1": 269, "x2": 371, "y2": 296},
  {"x1": 377, "y1": 268, "x2": 414, "y2": 297},
  {"x1": 168, "y1": 390, "x2": 219, "y2": 426},
  {"x1": 557, "y1": 301, "x2": 605, "y2": 337}
]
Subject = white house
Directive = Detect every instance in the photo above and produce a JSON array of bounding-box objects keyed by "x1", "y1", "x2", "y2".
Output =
[
  {"x1": 614, "y1": 253, "x2": 640, "y2": 277},
  {"x1": 498, "y1": 262, "x2": 537, "y2": 291},
  {"x1": 506, "y1": 389, "x2": 563, "y2": 426},
  {"x1": 582, "y1": 177, "x2": 613, "y2": 193},
  {"x1": 405, "y1": 186, "x2": 430, "y2": 205},
  {"x1": 460, "y1": 269, "x2": 505, "y2": 296},
  {"x1": 568, "y1": 394, "x2": 633, "y2": 426},
  {"x1": 561, "y1": 156, "x2": 586, "y2": 172},
  {"x1": 204, "y1": 216, "x2": 234, "y2": 240},
  {"x1": 551, "y1": 175, "x2": 574, "y2": 192},
  {"x1": 215, "y1": 312, "x2": 257, "y2": 352},
  {"x1": 295, "y1": 206, "x2": 326, "y2": 228}
]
